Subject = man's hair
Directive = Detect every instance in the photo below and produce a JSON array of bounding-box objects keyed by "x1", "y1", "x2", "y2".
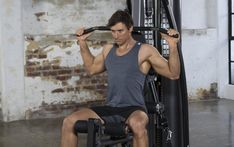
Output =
[{"x1": 107, "y1": 10, "x2": 133, "y2": 29}]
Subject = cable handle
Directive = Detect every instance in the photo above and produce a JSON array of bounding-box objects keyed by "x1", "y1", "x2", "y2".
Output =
[
  {"x1": 77, "y1": 26, "x2": 179, "y2": 38},
  {"x1": 158, "y1": 28, "x2": 179, "y2": 38},
  {"x1": 83, "y1": 26, "x2": 110, "y2": 35}
]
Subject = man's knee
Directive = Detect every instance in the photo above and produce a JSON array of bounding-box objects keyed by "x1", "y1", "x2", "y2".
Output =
[
  {"x1": 128, "y1": 118, "x2": 148, "y2": 138},
  {"x1": 62, "y1": 108, "x2": 99, "y2": 130},
  {"x1": 62, "y1": 110, "x2": 83, "y2": 129},
  {"x1": 62, "y1": 115, "x2": 77, "y2": 130}
]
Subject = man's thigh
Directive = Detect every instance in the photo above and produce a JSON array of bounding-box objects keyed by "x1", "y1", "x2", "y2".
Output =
[
  {"x1": 91, "y1": 105, "x2": 146, "y2": 123},
  {"x1": 68, "y1": 107, "x2": 104, "y2": 123}
]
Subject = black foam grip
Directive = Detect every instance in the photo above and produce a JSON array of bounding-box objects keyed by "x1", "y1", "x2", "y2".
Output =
[
  {"x1": 74, "y1": 120, "x2": 88, "y2": 133},
  {"x1": 83, "y1": 28, "x2": 95, "y2": 35},
  {"x1": 83, "y1": 26, "x2": 109, "y2": 35},
  {"x1": 104, "y1": 123, "x2": 127, "y2": 136}
]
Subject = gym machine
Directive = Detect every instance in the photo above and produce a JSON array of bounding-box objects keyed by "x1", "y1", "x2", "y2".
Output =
[{"x1": 74, "y1": 0, "x2": 189, "y2": 147}]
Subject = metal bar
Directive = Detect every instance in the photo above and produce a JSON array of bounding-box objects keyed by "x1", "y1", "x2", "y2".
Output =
[
  {"x1": 126, "y1": 0, "x2": 132, "y2": 15},
  {"x1": 229, "y1": 0, "x2": 232, "y2": 84},
  {"x1": 25, "y1": 26, "x2": 178, "y2": 39},
  {"x1": 78, "y1": 26, "x2": 178, "y2": 38},
  {"x1": 160, "y1": 1, "x2": 190, "y2": 147},
  {"x1": 87, "y1": 119, "x2": 96, "y2": 147},
  {"x1": 161, "y1": 0, "x2": 175, "y2": 29},
  {"x1": 100, "y1": 136, "x2": 133, "y2": 146}
]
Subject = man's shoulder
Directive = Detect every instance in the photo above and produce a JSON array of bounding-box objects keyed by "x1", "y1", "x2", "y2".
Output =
[
  {"x1": 139, "y1": 43, "x2": 155, "y2": 51},
  {"x1": 102, "y1": 43, "x2": 114, "y2": 58},
  {"x1": 103, "y1": 43, "x2": 113, "y2": 49},
  {"x1": 138, "y1": 43, "x2": 160, "y2": 59},
  {"x1": 103, "y1": 43, "x2": 114, "y2": 52}
]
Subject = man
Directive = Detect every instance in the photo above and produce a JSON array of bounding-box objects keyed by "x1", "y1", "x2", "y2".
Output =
[{"x1": 61, "y1": 10, "x2": 180, "y2": 147}]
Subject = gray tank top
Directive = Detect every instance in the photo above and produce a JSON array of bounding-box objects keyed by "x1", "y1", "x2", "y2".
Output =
[{"x1": 104, "y1": 42, "x2": 146, "y2": 108}]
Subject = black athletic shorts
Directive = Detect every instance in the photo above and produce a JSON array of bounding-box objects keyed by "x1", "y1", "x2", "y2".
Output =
[{"x1": 90, "y1": 105, "x2": 146, "y2": 124}]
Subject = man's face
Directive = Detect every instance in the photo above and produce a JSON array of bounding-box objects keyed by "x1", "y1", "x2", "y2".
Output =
[{"x1": 110, "y1": 22, "x2": 132, "y2": 46}]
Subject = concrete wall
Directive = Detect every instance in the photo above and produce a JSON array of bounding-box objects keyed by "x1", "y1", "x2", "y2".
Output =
[
  {"x1": 0, "y1": 0, "x2": 25, "y2": 122},
  {"x1": 182, "y1": 29, "x2": 218, "y2": 99},
  {"x1": 182, "y1": 0, "x2": 234, "y2": 100},
  {"x1": 217, "y1": 0, "x2": 234, "y2": 100},
  {"x1": 0, "y1": 1, "x2": 2, "y2": 119},
  {"x1": 22, "y1": 0, "x2": 125, "y2": 120},
  {"x1": 182, "y1": 0, "x2": 219, "y2": 99},
  {"x1": 182, "y1": 0, "x2": 218, "y2": 99},
  {"x1": 22, "y1": 0, "x2": 126, "y2": 35}
]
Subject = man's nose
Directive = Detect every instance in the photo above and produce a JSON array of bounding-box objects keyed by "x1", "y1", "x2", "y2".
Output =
[{"x1": 113, "y1": 32, "x2": 118, "y2": 39}]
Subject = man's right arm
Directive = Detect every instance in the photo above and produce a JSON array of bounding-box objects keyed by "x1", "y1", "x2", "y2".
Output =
[{"x1": 76, "y1": 28, "x2": 106, "y2": 75}]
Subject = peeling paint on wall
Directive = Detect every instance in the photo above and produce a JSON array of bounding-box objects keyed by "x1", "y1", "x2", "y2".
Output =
[
  {"x1": 189, "y1": 82, "x2": 219, "y2": 100},
  {"x1": 20, "y1": 0, "x2": 126, "y2": 119},
  {"x1": 25, "y1": 98, "x2": 104, "y2": 119},
  {"x1": 25, "y1": 32, "x2": 112, "y2": 67},
  {"x1": 32, "y1": 0, "x2": 76, "y2": 6},
  {"x1": 23, "y1": 0, "x2": 126, "y2": 34},
  {"x1": 24, "y1": 32, "x2": 112, "y2": 119},
  {"x1": 34, "y1": 12, "x2": 48, "y2": 21}
]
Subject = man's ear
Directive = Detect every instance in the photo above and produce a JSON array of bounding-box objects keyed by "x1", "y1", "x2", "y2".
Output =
[{"x1": 129, "y1": 26, "x2": 133, "y2": 32}]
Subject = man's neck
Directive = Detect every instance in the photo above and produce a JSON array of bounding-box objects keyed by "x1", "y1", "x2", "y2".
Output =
[
  {"x1": 118, "y1": 38, "x2": 135, "y2": 51},
  {"x1": 116, "y1": 38, "x2": 136, "y2": 56}
]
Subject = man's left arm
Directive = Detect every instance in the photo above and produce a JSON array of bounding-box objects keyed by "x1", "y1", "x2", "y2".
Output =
[
  {"x1": 161, "y1": 29, "x2": 180, "y2": 79},
  {"x1": 145, "y1": 29, "x2": 180, "y2": 79}
]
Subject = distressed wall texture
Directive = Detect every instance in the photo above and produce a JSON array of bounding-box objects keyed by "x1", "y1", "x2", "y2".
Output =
[
  {"x1": 22, "y1": 0, "x2": 125, "y2": 119},
  {"x1": 24, "y1": 36, "x2": 109, "y2": 119},
  {"x1": 23, "y1": 0, "x2": 126, "y2": 34}
]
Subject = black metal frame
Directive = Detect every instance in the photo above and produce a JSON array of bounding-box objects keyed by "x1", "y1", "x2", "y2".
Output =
[
  {"x1": 87, "y1": 118, "x2": 132, "y2": 147},
  {"x1": 75, "y1": 118, "x2": 132, "y2": 147},
  {"x1": 228, "y1": 0, "x2": 234, "y2": 84}
]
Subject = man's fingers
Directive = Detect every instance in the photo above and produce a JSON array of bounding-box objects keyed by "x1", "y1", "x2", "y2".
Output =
[
  {"x1": 76, "y1": 27, "x2": 85, "y2": 36},
  {"x1": 160, "y1": 29, "x2": 180, "y2": 41},
  {"x1": 167, "y1": 29, "x2": 179, "y2": 38},
  {"x1": 160, "y1": 29, "x2": 179, "y2": 38}
]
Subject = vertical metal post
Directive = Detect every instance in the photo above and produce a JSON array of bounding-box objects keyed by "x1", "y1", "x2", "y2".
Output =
[
  {"x1": 173, "y1": 0, "x2": 181, "y2": 33},
  {"x1": 87, "y1": 119, "x2": 96, "y2": 147},
  {"x1": 160, "y1": 1, "x2": 189, "y2": 147},
  {"x1": 228, "y1": 0, "x2": 233, "y2": 84}
]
